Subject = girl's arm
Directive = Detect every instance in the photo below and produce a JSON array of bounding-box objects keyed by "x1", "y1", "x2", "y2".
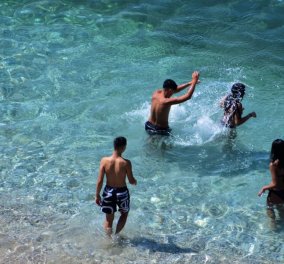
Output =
[{"x1": 258, "y1": 162, "x2": 278, "y2": 196}]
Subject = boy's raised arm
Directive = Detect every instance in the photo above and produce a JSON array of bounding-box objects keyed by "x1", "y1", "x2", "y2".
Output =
[{"x1": 163, "y1": 71, "x2": 200, "y2": 105}]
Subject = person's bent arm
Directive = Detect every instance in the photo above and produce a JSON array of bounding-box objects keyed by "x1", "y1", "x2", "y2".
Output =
[
  {"x1": 164, "y1": 71, "x2": 199, "y2": 105},
  {"x1": 235, "y1": 108, "x2": 256, "y2": 126},
  {"x1": 258, "y1": 162, "x2": 277, "y2": 196},
  {"x1": 95, "y1": 160, "x2": 105, "y2": 205},
  {"x1": 126, "y1": 160, "x2": 137, "y2": 185},
  {"x1": 258, "y1": 182, "x2": 276, "y2": 196}
]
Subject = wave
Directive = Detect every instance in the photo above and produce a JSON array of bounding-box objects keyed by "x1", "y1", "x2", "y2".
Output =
[{"x1": 124, "y1": 97, "x2": 225, "y2": 146}]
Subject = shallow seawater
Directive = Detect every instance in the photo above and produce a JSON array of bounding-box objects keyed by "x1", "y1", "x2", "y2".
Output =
[{"x1": 0, "y1": 0, "x2": 284, "y2": 263}]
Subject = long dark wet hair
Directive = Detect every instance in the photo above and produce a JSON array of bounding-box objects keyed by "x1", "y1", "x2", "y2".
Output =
[{"x1": 270, "y1": 139, "x2": 284, "y2": 168}]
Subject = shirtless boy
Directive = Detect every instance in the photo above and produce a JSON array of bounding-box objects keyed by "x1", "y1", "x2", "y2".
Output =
[
  {"x1": 95, "y1": 137, "x2": 137, "y2": 235},
  {"x1": 145, "y1": 71, "x2": 200, "y2": 135}
]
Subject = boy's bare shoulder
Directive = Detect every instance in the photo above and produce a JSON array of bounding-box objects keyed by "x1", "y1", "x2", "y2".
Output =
[
  {"x1": 121, "y1": 157, "x2": 131, "y2": 162},
  {"x1": 153, "y1": 89, "x2": 162, "y2": 97},
  {"x1": 100, "y1": 156, "x2": 112, "y2": 164},
  {"x1": 122, "y1": 158, "x2": 132, "y2": 169}
]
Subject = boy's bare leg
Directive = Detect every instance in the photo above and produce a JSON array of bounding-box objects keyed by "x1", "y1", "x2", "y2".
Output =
[
  {"x1": 104, "y1": 213, "x2": 114, "y2": 236},
  {"x1": 115, "y1": 212, "x2": 128, "y2": 234}
]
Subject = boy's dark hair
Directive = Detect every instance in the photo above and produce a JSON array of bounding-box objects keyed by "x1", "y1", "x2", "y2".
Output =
[
  {"x1": 270, "y1": 139, "x2": 284, "y2": 168},
  {"x1": 114, "y1": 136, "x2": 127, "y2": 150},
  {"x1": 163, "y1": 79, "x2": 177, "y2": 90}
]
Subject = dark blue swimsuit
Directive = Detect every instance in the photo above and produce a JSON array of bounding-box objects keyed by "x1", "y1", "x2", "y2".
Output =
[{"x1": 145, "y1": 121, "x2": 172, "y2": 136}]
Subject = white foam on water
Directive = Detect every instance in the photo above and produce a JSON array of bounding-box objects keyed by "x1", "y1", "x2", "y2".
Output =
[
  {"x1": 169, "y1": 104, "x2": 188, "y2": 122},
  {"x1": 124, "y1": 98, "x2": 225, "y2": 147},
  {"x1": 123, "y1": 101, "x2": 150, "y2": 124}
]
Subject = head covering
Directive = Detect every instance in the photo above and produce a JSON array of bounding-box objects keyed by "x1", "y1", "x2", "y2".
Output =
[
  {"x1": 223, "y1": 83, "x2": 245, "y2": 112},
  {"x1": 231, "y1": 83, "x2": 245, "y2": 99}
]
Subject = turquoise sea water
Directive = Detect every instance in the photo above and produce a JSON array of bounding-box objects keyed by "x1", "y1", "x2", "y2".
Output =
[{"x1": 0, "y1": 0, "x2": 284, "y2": 263}]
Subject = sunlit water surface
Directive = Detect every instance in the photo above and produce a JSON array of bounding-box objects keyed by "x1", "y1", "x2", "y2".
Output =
[{"x1": 0, "y1": 0, "x2": 284, "y2": 263}]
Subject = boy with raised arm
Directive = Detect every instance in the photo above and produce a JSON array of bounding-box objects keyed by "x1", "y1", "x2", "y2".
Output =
[
  {"x1": 145, "y1": 71, "x2": 200, "y2": 135},
  {"x1": 95, "y1": 137, "x2": 137, "y2": 236}
]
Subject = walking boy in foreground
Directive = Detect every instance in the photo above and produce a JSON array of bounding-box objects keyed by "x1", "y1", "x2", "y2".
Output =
[{"x1": 95, "y1": 137, "x2": 137, "y2": 236}]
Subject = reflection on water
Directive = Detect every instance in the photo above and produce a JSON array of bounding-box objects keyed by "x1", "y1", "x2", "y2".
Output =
[{"x1": 1, "y1": 0, "x2": 284, "y2": 263}]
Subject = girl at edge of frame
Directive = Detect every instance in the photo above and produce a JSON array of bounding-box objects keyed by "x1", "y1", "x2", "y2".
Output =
[{"x1": 258, "y1": 139, "x2": 284, "y2": 221}]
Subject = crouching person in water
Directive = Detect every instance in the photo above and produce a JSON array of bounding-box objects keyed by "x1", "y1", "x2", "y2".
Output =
[
  {"x1": 220, "y1": 83, "x2": 256, "y2": 128},
  {"x1": 95, "y1": 137, "x2": 137, "y2": 236}
]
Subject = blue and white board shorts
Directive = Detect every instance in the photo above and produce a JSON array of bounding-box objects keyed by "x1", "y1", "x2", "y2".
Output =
[{"x1": 101, "y1": 185, "x2": 130, "y2": 214}]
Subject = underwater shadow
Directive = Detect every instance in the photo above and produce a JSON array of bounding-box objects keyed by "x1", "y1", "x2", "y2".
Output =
[
  {"x1": 140, "y1": 129, "x2": 271, "y2": 180},
  {"x1": 129, "y1": 236, "x2": 197, "y2": 254}
]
